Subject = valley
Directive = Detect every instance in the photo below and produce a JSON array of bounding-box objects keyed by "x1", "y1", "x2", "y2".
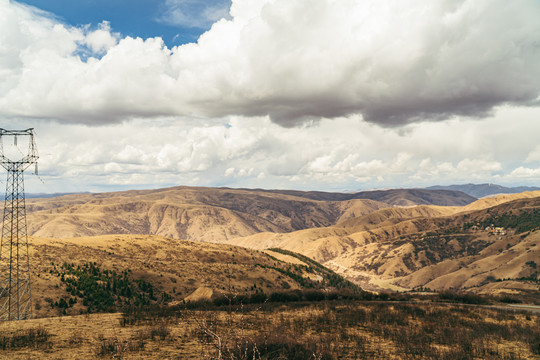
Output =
[{"x1": 22, "y1": 186, "x2": 540, "y2": 297}]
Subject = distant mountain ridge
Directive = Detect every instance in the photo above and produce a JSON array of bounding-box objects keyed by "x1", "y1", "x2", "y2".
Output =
[
  {"x1": 426, "y1": 183, "x2": 540, "y2": 198},
  {"x1": 250, "y1": 188, "x2": 476, "y2": 206},
  {"x1": 24, "y1": 192, "x2": 90, "y2": 199}
]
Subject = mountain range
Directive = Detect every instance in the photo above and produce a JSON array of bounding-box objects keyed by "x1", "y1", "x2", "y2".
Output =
[
  {"x1": 24, "y1": 186, "x2": 473, "y2": 241},
  {"x1": 20, "y1": 185, "x2": 539, "y2": 300},
  {"x1": 426, "y1": 183, "x2": 540, "y2": 198}
]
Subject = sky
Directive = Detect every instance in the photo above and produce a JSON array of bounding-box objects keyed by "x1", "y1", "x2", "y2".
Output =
[{"x1": 1, "y1": 0, "x2": 540, "y2": 194}]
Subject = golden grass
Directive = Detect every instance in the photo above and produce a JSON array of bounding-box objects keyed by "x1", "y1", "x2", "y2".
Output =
[{"x1": 0, "y1": 301, "x2": 538, "y2": 359}]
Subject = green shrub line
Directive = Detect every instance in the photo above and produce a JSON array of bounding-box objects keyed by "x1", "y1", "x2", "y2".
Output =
[
  {"x1": 211, "y1": 288, "x2": 377, "y2": 307},
  {"x1": 142, "y1": 288, "x2": 519, "y2": 313},
  {"x1": 496, "y1": 274, "x2": 539, "y2": 284},
  {"x1": 437, "y1": 290, "x2": 491, "y2": 305}
]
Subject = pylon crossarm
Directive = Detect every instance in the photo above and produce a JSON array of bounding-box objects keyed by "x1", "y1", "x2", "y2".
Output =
[
  {"x1": 0, "y1": 128, "x2": 39, "y2": 171},
  {"x1": 0, "y1": 161, "x2": 36, "y2": 172},
  {"x1": 0, "y1": 128, "x2": 34, "y2": 136}
]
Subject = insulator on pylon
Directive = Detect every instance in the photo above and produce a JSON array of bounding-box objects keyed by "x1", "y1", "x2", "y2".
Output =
[
  {"x1": 35, "y1": 163, "x2": 38, "y2": 175},
  {"x1": 14, "y1": 135, "x2": 17, "y2": 146}
]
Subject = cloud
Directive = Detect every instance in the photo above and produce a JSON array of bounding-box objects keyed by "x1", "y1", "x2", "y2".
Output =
[
  {"x1": 1, "y1": 0, "x2": 540, "y2": 127},
  {"x1": 412, "y1": 158, "x2": 502, "y2": 181},
  {"x1": 83, "y1": 22, "x2": 119, "y2": 55},
  {"x1": 509, "y1": 166, "x2": 540, "y2": 179},
  {"x1": 8, "y1": 105, "x2": 540, "y2": 194},
  {"x1": 157, "y1": 0, "x2": 232, "y2": 29},
  {"x1": 525, "y1": 146, "x2": 540, "y2": 163}
]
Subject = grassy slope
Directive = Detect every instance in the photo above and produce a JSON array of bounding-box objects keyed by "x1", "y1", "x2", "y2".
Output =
[{"x1": 28, "y1": 234, "x2": 357, "y2": 318}]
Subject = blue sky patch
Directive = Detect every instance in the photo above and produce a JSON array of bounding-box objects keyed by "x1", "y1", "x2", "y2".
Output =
[{"x1": 15, "y1": 0, "x2": 231, "y2": 48}]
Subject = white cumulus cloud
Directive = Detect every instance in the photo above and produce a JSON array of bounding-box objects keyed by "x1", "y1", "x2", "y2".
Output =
[
  {"x1": 7, "y1": 106, "x2": 540, "y2": 194},
  {"x1": 1, "y1": 0, "x2": 539, "y2": 127},
  {"x1": 83, "y1": 21, "x2": 119, "y2": 55}
]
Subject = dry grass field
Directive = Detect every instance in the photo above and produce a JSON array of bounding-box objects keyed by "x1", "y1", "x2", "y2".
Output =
[{"x1": 0, "y1": 301, "x2": 538, "y2": 359}]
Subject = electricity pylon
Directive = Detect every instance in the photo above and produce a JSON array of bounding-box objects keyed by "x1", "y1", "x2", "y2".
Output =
[{"x1": 0, "y1": 128, "x2": 38, "y2": 321}]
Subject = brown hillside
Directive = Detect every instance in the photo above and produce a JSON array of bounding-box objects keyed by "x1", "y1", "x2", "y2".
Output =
[
  {"x1": 229, "y1": 195, "x2": 540, "y2": 296},
  {"x1": 461, "y1": 190, "x2": 540, "y2": 211},
  {"x1": 395, "y1": 231, "x2": 540, "y2": 292},
  {"x1": 23, "y1": 186, "x2": 478, "y2": 243},
  {"x1": 28, "y1": 234, "x2": 307, "y2": 318},
  {"x1": 25, "y1": 186, "x2": 389, "y2": 242},
  {"x1": 230, "y1": 205, "x2": 456, "y2": 259},
  {"x1": 336, "y1": 205, "x2": 458, "y2": 229}
]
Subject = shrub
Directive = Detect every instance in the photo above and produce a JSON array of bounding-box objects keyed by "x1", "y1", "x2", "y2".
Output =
[
  {"x1": 56, "y1": 262, "x2": 159, "y2": 314},
  {"x1": 133, "y1": 323, "x2": 171, "y2": 342},
  {"x1": 0, "y1": 327, "x2": 51, "y2": 350},
  {"x1": 532, "y1": 337, "x2": 540, "y2": 355},
  {"x1": 438, "y1": 290, "x2": 490, "y2": 305},
  {"x1": 232, "y1": 334, "x2": 334, "y2": 360},
  {"x1": 304, "y1": 289, "x2": 326, "y2": 302},
  {"x1": 249, "y1": 291, "x2": 268, "y2": 304},
  {"x1": 269, "y1": 290, "x2": 302, "y2": 303},
  {"x1": 95, "y1": 336, "x2": 145, "y2": 358},
  {"x1": 120, "y1": 304, "x2": 182, "y2": 326},
  {"x1": 498, "y1": 295, "x2": 521, "y2": 304},
  {"x1": 149, "y1": 324, "x2": 170, "y2": 341}
]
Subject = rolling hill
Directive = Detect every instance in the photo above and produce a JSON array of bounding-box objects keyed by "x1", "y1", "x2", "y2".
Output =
[
  {"x1": 13, "y1": 186, "x2": 540, "y2": 298},
  {"x1": 228, "y1": 193, "x2": 540, "y2": 295},
  {"x1": 24, "y1": 186, "x2": 473, "y2": 242},
  {"x1": 28, "y1": 234, "x2": 353, "y2": 318},
  {"x1": 25, "y1": 186, "x2": 389, "y2": 241}
]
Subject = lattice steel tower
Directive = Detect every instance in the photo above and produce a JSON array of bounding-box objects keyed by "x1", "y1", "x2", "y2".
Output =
[{"x1": 0, "y1": 128, "x2": 38, "y2": 321}]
